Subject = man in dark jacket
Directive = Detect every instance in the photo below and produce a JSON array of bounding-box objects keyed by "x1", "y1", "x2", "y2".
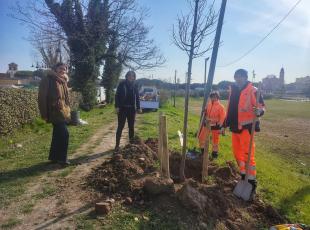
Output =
[{"x1": 115, "y1": 71, "x2": 141, "y2": 150}]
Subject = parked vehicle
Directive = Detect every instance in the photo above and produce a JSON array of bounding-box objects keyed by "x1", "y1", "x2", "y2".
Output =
[{"x1": 139, "y1": 86, "x2": 159, "y2": 111}]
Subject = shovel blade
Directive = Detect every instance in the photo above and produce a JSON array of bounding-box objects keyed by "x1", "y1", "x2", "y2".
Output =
[{"x1": 233, "y1": 180, "x2": 253, "y2": 201}]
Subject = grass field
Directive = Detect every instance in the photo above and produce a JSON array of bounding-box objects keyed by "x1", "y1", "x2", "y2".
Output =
[{"x1": 136, "y1": 97, "x2": 310, "y2": 225}]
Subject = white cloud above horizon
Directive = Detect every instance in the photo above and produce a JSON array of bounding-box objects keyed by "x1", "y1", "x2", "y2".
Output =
[{"x1": 236, "y1": 0, "x2": 310, "y2": 48}]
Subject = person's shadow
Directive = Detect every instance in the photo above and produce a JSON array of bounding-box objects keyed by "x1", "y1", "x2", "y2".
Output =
[{"x1": 0, "y1": 151, "x2": 112, "y2": 184}]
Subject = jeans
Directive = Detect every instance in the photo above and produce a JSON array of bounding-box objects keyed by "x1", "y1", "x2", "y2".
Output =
[
  {"x1": 49, "y1": 122, "x2": 69, "y2": 162},
  {"x1": 116, "y1": 107, "x2": 136, "y2": 147}
]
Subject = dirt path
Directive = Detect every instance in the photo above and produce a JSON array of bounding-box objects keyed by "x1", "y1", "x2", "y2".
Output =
[{"x1": 1, "y1": 121, "x2": 128, "y2": 229}]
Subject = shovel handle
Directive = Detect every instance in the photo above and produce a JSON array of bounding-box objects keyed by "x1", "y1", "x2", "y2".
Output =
[{"x1": 245, "y1": 84, "x2": 261, "y2": 180}]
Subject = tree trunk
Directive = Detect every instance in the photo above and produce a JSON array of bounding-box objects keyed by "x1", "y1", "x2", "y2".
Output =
[{"x1": 180, "y1": 0, "x2": 200, "y2": 181}]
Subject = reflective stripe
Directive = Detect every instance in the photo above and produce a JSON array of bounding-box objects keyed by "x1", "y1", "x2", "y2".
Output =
[{"x1": 249, "y1": 165, "x2": 256, "y2": 171}]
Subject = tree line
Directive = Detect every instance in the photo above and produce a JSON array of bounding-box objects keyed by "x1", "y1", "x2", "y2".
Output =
[{"x1": 136, "y1": 78, "x2": 233, "y2": 91}]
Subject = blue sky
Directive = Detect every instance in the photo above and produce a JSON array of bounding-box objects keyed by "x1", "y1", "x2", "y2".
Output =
[{"x1": 0, "y1": 0, "x2": 309, "y2": 83}]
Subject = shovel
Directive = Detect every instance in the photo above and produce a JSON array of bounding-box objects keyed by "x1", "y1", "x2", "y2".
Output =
[{"x1": 233, "y1": 85, "x2": 261, "y2": 201}]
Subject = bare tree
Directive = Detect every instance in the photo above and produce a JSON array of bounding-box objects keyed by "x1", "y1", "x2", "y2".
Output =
[
  {"x1": 102, "y1": 0, "x2": 165, "y2": 103},
  {"x1": 10, "y1": 1, "x2": 69, "y2": 67},
  {"x1": 172, "y1": 0, "x2": 217, "y2": 181}
]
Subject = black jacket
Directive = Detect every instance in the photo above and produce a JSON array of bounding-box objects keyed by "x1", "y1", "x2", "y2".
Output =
[{"x1": 115, "y1": 80, "x2": 140, "y2": 109}]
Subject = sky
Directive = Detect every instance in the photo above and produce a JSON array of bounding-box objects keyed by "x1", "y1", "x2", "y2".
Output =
[{"x1": 0, "y1": 0, "x2": 309, "y2": 84}]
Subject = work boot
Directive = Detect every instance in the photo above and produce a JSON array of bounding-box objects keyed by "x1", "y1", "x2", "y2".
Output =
[
  {"x1": 211, "y1": 151, "x2": 218, "y2": 159},
  {"x1": 248, "y1": 179, "x2": 257, "y2": 201}
]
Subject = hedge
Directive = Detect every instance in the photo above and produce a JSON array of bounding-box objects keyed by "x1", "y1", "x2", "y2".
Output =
[{"x1": 0, "y1": 88, "x2": 81, "y2": 135}]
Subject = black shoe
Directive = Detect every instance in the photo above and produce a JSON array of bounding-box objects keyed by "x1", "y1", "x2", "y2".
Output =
[
  {"x1": 211, "y1": 151, "x2": 218, "y2": 159},
  {"x1": 49, "y1": 160, "x2": 58, "y2": 164},
  {"x1": 58, "y1": 160, "x2": 70, "y2": 166}
]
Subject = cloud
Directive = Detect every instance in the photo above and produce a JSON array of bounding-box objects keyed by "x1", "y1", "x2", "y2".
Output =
[{"x1": 233, "y1": 0, "x2": 310, "y2": 48}]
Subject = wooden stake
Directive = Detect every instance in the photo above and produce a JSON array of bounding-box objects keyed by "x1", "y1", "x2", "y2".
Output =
[
  {"x1": 158, "y1": 112, "x2": 163, "y2": 174},
  {"x1": 202, "y1": 120, "x2": 211, "y2": 183},
  {"x1": 161, "y1": 115, "x2": 170, "y2": 178}
]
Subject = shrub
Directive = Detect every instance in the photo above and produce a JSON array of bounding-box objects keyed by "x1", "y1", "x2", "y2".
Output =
[
  {"x1": 0, "y1": 88, "x2": 39, "y2": 135},
  {"x1": 0, "y1": 88, "x2": 82, "y2": 135}
]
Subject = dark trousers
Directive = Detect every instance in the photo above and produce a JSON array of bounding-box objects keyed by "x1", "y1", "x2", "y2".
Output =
[
  {"x1": 49, "y1": 122, "x2": 69, "y2": 162},
  {"x1": 116, "y1": 107, "x2": 136, "y2": 147}
]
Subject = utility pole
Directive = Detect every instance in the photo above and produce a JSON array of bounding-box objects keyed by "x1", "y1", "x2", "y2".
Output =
[
  {"x1": 200, "y1": 57, "x2": 210, "y2": 122},
  {"x1": 174, "y1": 70, "x2": 177, "y2": 107},
  {"x1": 204, "y1": 0, "x2": 227, "y2": 109},
  {"x1": 252, "y1": 70, "x2": 256, "y2": 83}
]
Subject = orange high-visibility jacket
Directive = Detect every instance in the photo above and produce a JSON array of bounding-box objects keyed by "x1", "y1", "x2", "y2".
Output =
[
  {"x1": 227, "y1": 83, "x2": 265, "y2": 130},
  {"x1": 205, "y1": 100, "x2": 226, "y2": 128}
]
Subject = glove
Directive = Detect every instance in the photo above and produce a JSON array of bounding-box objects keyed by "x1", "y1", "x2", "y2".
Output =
[{"x1": 253, "y1": 107, "x2": 264, "y2": 117}]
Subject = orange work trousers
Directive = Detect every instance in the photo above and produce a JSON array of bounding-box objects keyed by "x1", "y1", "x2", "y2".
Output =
[
  {"x1": 198, "y1": 127, "x2": 220, "y2": 152},
  {"x1": 232, "y1": 129, "x2": 256, "y2": 179}
]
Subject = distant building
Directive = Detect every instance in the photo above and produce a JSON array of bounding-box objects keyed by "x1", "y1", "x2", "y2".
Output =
[
  {"x1": 295, "y1": 76, "x2": 310, "y2": 93},
  {"x1": 279, "y1": 67, "x2": 285, "y2": 85},
  {"x1": 0, "y1": 63, "x2": 35, "y2": 88},
  {"x1": 262, "y1": 68, "x2": 285, "y2": 94},
  {"x1": 7, "y1": 62, "x2": 18, "y2": 78}
]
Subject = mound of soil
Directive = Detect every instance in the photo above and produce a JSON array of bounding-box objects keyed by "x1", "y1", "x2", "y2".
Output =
[
  {"x1": 177, "y1": 179, "x2": 286, "y2": 229},
  {"x1": 87, "y1": 142, "x2": 157, "y2": 202},
  {"x1": 87, "y1": 138, "x2": 288, "y2": 229},
  {"x1": 144, "y1": 138, "x2": 158, "y2": 153}
]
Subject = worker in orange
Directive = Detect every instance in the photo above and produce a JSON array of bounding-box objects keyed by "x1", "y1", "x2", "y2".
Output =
[
  {"x1": 198, "y1": 91, "x2": 226, "y2": 159},
  {"x1": 224, "y1": 69, "x2": 265, "y2": 198}
]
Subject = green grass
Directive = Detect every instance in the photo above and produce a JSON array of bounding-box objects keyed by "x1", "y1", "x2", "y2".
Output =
[
  {"x1": 20, "y1": 201, "x2": 35, "y2": 214},
  {"x1": 33, "y1": 184, "x2": 57, "y2": 200},
  {"x1": 0, "y1": 105, "x2": 115, "y2": 208},
  {"x1": 102, "y1": 207, "x2": 189, "y2": 230},
  {"x1": 136, "y1": 97, "x2": 310, "y2": 225},
  {"x1": 263, "y1": 99, "x2": 310, "y2": 120},
  {"x1": 75, "y1": 213, "x2": 97, "y2": 230},
  {"x1": 74, "y1": 204, "x2": 191, "y2": 230},
  {"x1": 0, "y1": 217, "x2": 22, "y2": 229},
  {"x1": 57, "y1": 165, "x2": 75, "y2": 178}
]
